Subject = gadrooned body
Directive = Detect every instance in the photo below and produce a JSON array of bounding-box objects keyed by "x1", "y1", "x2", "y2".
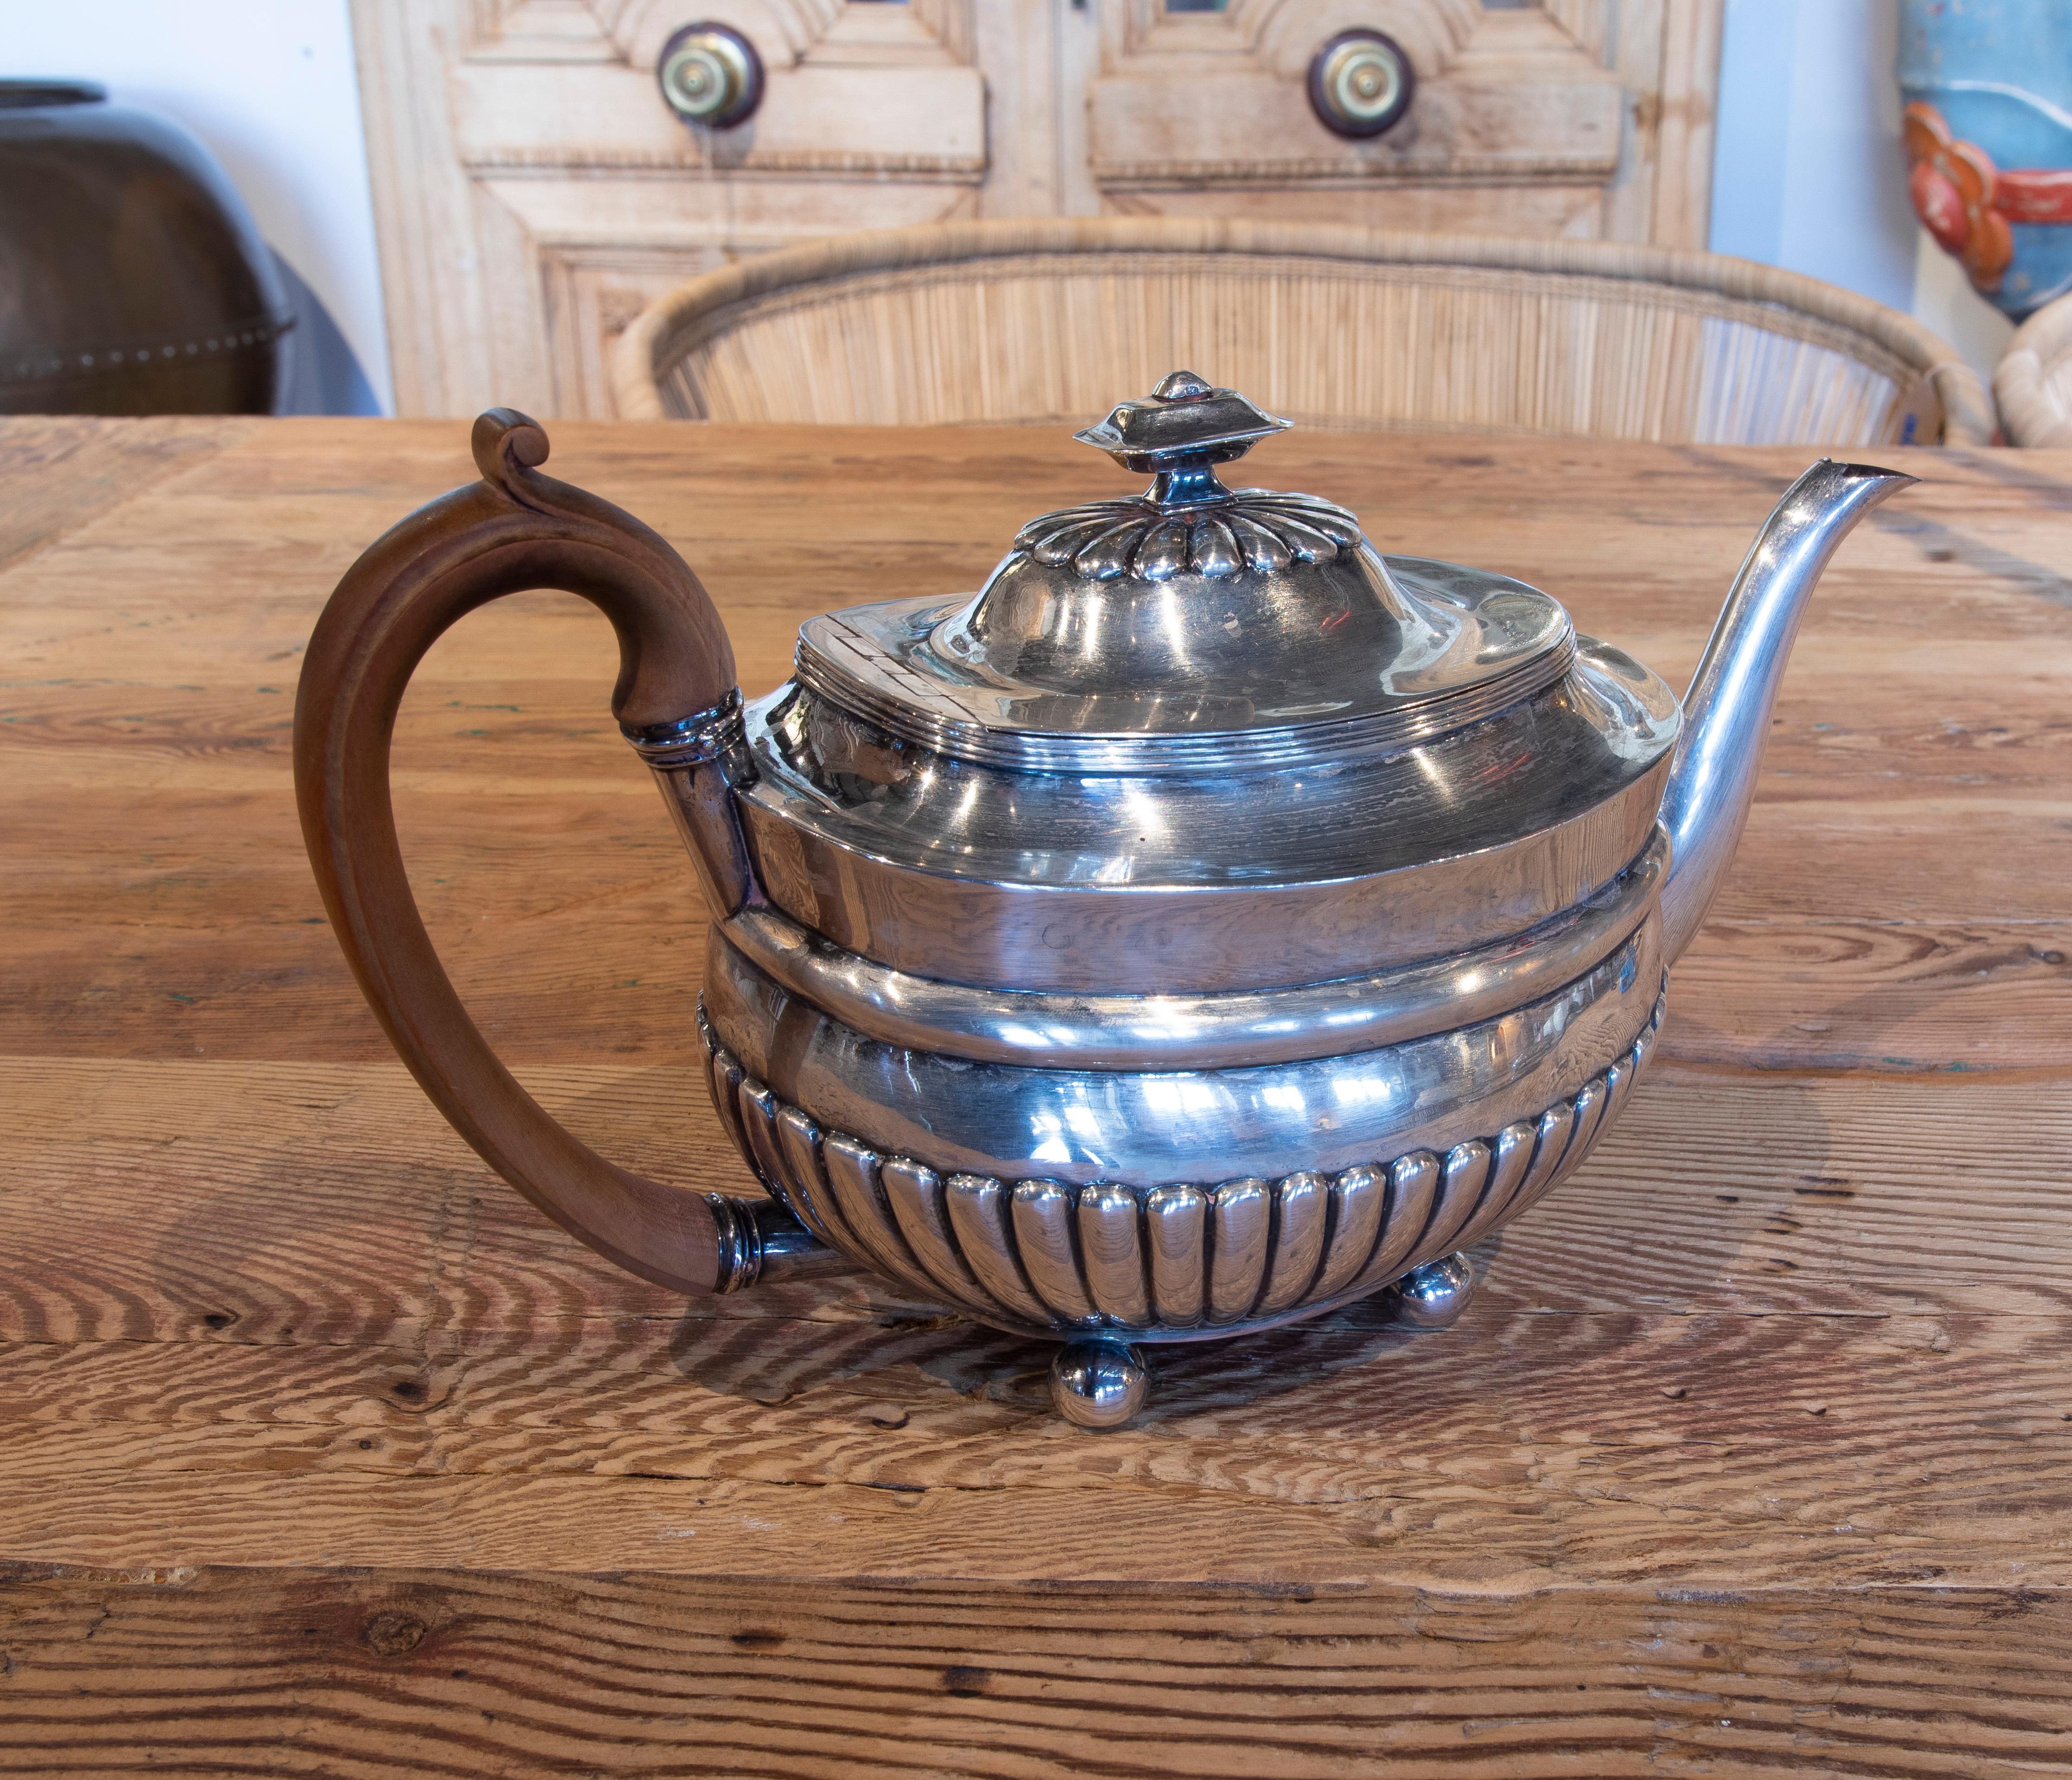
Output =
[{"x1": 695, "y1": 860, "x2": 1667, "y2": 1343}]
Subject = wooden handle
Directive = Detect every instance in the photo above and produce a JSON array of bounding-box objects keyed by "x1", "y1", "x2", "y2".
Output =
[{"x1": 294, "y1": 410, "x2": 741, "y2": 1296}]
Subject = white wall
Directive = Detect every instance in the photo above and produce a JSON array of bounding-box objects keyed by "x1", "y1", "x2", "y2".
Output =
[
  {"x1": 1709, "y1": 0, "x2": 2014, "y2": 390},
  {"x1": 11, "y1": 0, "x2": 392, "y2": 414}
]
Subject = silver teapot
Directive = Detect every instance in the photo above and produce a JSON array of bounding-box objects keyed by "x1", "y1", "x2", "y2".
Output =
[{"x1": 296, "y1": 374, "x2": 1909, "y2": 1425}]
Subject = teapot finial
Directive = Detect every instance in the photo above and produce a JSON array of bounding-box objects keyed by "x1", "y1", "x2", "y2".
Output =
[{"x1": 1074, "y1": 372, "x2": 1292, "y2": 507}]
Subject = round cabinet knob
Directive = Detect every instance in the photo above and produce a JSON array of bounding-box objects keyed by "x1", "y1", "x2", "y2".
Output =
[
  {"x1": 1307, "y1": 29, "x2": 1415, "y2": 140},
  {"x1": 657, "y1": 22, "x2": 764, "y2": 130}
]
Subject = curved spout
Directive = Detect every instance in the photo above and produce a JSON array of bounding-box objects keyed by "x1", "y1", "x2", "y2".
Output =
[{"x1": 1659, "y1": 458, "x2": 1915, "y2": 965}]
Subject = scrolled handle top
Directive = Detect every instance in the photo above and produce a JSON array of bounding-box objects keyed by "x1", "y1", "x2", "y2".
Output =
[{"x1": 471, "y1": 407, "x2": 551, "y2": 495}]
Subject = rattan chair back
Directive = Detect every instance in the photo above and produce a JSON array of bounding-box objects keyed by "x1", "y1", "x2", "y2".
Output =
[{"x1": 614, "y1": 219, "x2": 1991, "y2": 447}]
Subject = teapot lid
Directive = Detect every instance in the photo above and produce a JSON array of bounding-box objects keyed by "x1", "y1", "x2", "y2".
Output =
[{"x1": 794, "y1": 371, "x2": 1574, "y2": 774}]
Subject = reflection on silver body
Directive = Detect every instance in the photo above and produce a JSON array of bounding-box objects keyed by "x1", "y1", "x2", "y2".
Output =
[
  {"x1": 627, "y1": 370, "x2": 1911, "y2": 1423},
  {"x1": 712, "y1": 826, "x2": 1666, "y2": 1071},
  {"x1": 702, "y1": 914, "x2": 1661, "y2": 1190},
  {"x1": 745, "y1": 627, "x2": 1674, "y2": 993}
]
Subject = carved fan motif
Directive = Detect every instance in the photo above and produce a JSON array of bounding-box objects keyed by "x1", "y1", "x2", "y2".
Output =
[{"x1": 1011, "y1": 490, "x2": 1365, "y2": 582}]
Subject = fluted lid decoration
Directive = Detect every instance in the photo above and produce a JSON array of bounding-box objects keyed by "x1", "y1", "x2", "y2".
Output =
[{"x1": 793, "y1": 372, "x2": 1575, "y2": 773}]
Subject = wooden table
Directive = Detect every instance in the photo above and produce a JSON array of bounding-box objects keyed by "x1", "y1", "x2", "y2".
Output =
[{"x1": 2, "y1": 415, "x2": 2068, "y2": 1777}]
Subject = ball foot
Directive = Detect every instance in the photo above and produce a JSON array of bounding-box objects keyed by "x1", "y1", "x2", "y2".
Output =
[
  {"x1": 1049, "y1": 1338, "x2": 1150, "y2": 1428},
  {"x1": 1394, "y1": 1251, "x2": 1476, "y2": 1329}
]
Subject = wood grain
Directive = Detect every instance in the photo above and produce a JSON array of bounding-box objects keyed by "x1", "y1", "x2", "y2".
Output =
[
  {"x1": 0, "y1": 413, "x2": 242, "y2": 574},
  {"x1": 1, "y1": 416, "x2": 2068, "y2": 1773},
  {"x1": 4, "y1": 1568, "x2": 2063, "y2": 1780}
]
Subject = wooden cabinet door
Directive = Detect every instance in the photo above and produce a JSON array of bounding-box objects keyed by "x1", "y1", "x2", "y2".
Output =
[
  {"x1": 355, "y1": 0, "x2": 1718, "y2": 418},
  {"x1": 1077, "y1": 0, "x2": 1719, "y2": 245},
  {"x1": 355, "y1": 0, "x2": 988, "y2": 418}
]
